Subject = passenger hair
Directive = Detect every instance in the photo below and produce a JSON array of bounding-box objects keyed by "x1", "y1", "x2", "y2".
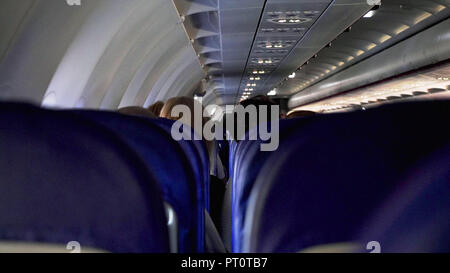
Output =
[
  {"x1": 239, "y1": 95, "x2": 277, "y2": 108},
  {"x1": 230, "y1": 95, "x2": 279, "y2": 141},
  {"x1": 118, "y1": 106, "x2": 157, "y2": 119},
  {"x1": 160, "y1": 96, "x2": 205, "y2": 127},
  {"x1": 148, "y1": 101, "x2": 164, "y2": 117},
  {"x1": 286, "y1": 110, "x2": 316, "y2": 119}
]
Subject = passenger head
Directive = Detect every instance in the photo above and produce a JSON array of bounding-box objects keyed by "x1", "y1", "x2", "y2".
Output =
[
  {"x1": 239, "y1": 95, "x2": 277, "y2": 109},
  {"x1": 160, "y1": 96, "x2": 203, "y2": 125},
  {"x1": 118, "y1": 106, "x2": 157, "y2": 119},
  {"x1": 231, "y1": 95, "x2": 279, "y2": 140},
  {"x1": 161, "y1": 96, "x2": 217, "y2": 165},
  {"x1": 160, "y1": 96, "x2": 209, "y2": 137},
  {"x1": 286, "y1": 110, "x2": 316, "y2": 119},
  {"x1": 148, "y1": 101, "x2": 164, "y2": 117}
]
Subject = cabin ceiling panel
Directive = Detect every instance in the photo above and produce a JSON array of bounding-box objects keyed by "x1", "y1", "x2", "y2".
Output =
[
  {"x1": 218, "y1": 0, "x2": 265, "y2": 104},
  {"x1": 80, "y1": 0, "x2": 169, "y2": 109},
  {"x1": 210, "y1": 0, "x2": 370, "y2": 104},
  {"x1": 0, "y1": 0, "x2": 99, "y2": 105},
  {"x1": 43, "y1": 0, "x2": 151, "y2": 108},
  {"x1": 235, "y1": 0, "x2": 369, "y2": 103},
  {"x1": 0, "y1": 0, "x2": 35, "y2": 63},
  {"x1": 98, "y1": 22, "x2": 182, "y2": 109},
  {"x1": 138, "y1": 46, "x2": 201, "y2": 106},
  {"x1": 0, "y1": 0, "x2": 204, "y2": 109}
]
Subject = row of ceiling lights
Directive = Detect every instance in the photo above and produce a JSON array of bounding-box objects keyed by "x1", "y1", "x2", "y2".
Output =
[
  {"x1": 239, "y1": 9, "x2": 326, "y2": 101},
  {"x1": 240, "y1": 75, "x2": 263, "y2": 100},
  {"x1": 252, "y1": 58, "x2": 279, "y2": 64},
  {"x1": 240, "y1": 10, "x2": 319, "y2": 101},
  {"x1": 260, "y1": 6, "x2": 382, "y2": 99}
]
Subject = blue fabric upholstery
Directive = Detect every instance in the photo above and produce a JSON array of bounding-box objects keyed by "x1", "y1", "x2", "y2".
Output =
[
  {"x1": 71, "y1": 110, "x2": 204, "y2": 253},
  {"x1": 231, "y1": 118, "x2": 314, "y2": 252},
  {"x1": 151, "y1": 118, "x2": 210, "y2": 211},
  {"x1": 0, "y1": 103, "x2": 169, "y2": 253},
  {"x1": 361, "y1": 146, "x2": 450, "y2": 252},
  {"x1": 243, "y1": 101, "x2": 450, "y2": 253},
  {"x1": 229, "y1": 140, "x2": 238, "y2": 177}
]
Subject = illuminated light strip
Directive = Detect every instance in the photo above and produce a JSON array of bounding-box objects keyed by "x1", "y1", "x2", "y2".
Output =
[
  {"x1": 379, "y1": 34, "x2": 392, "y2": 43},
  {"x1": 356, "y1": 50, "x2": 365, "y2": 56},
  {"x1": 366, "y1": 43, "x2": 377, "y2": 50},
  {"x1": 435, "y1": 4, "x2": 446, "y2": 12},
  {"x1": 267, "y1": 89, "x2": 277, "y2": 96},
  {"x1": 395, "y1": 25, "x2": 410, "y2": 35},
  {"x1": 414, "y1": 12, "x2": 433, "y2": 24},
  {"x1": 363, "y1": 10, "x2": 376, "y2": 18}
]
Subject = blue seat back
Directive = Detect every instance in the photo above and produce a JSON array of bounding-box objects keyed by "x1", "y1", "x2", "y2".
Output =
[
  {"x1": 361, "y1": 146, "x2": 450, "y2": 252},
  {"x1": 231, "y1": 118, "x2": 315, "y2": 252},
  {"x1": 71, "y1": 110, "x2": 203, "y2": 252},
  {"x1": 243, "y1": 101, "x2": 450, "y2": 253},
  {"x1": 151, "y1": 118, "x2": 210, "y2": 211},
  {"x1": 0, "y1": 103, "x2": 169, "y2": 253}
]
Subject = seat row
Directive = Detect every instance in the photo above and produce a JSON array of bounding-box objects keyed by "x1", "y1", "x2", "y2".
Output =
[
  {"x1": 228, "y1": 100, "x2": 450, "y2": 253},
  {"x1": 0, "y1": 102, "x2": 210, "y2": 253}
]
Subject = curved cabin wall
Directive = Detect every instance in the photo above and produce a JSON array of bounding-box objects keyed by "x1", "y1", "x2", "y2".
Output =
[{"x1": 0, "y1": 0, "x2": 203, "y2": 109}]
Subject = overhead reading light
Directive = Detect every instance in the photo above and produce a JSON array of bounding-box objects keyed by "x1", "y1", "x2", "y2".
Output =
[
  {"x1": 364, "y1": 3, "x2": 380, "y2": 18},
  {"x1": 364, "y1": 10, "x2": 376, "y2": 18},
  {"x1": 288, "y1": 72, "x2": 296, "y2": 79},
  {"x1": 258, "y1": 41, "x2": 295, "y2": 49},
  {"x1": 252, "y1": 58, "x2": 279, "y2": 65},
  {"x1": 267, "y1": 89, "x2": 277, "y2": 96},
  {"x1": 268, "y1": 15, "x2": 311, "y2": 25},
  {"x1": 252, "y1": 70, "x2": 265, "y2": 74}
]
